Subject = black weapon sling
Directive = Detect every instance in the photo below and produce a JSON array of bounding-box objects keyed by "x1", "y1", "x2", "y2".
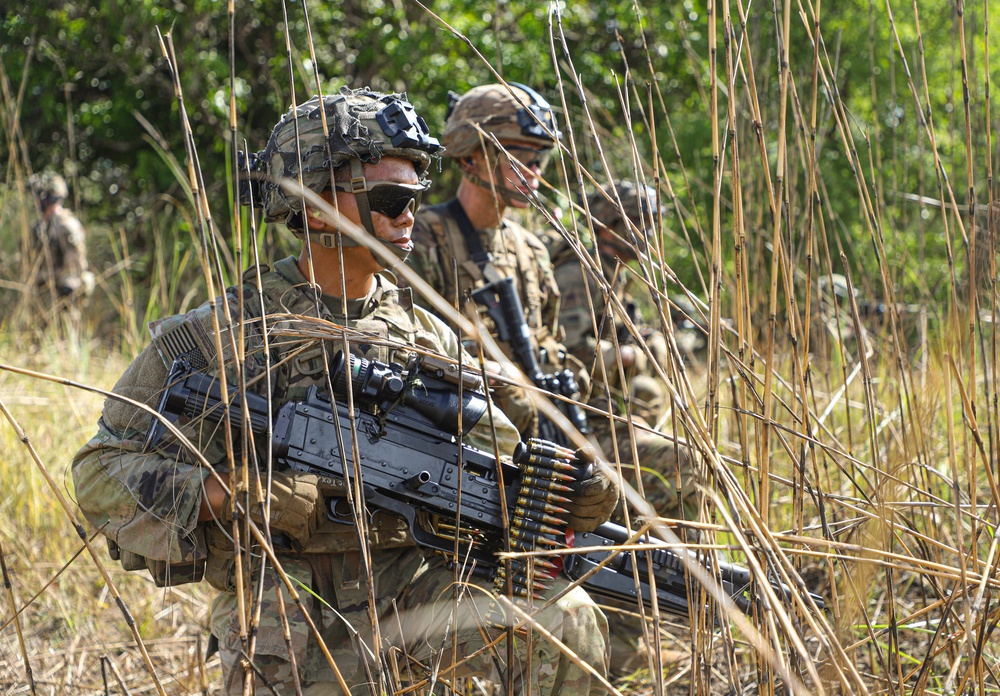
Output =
[{"x1": 446, "y1": 198, "x2": 493, "y2": 273}]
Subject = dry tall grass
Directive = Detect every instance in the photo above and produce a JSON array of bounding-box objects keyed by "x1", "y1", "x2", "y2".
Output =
[
  {"x1": 0, "y1": 331, "x2": 220, "y2": 693},
  {"x1": 3, "y1": 1, "x2": 1000, "y2": 695}
]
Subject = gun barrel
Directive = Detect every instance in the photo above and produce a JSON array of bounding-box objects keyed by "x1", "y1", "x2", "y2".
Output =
[{"x1": 565, "y1": 523, "x2": 826, "y2": 617}]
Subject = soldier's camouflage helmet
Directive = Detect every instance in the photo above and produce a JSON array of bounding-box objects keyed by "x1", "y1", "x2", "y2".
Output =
[
  {"x1": 442, "y1": 83, "x2": 560, "y2": 159},
  {"x1": 819, "y1": 273, "x2": 855, "y2": 304},
  {"x1": 240, "y1": 87, "x2": 442, "y2": 248},
  {"x1": 587, "y1": 180, "x2": 659, "y2": 257},
  {"x1": 30, "y1": 172, "x2": 68, "y2": 206}
]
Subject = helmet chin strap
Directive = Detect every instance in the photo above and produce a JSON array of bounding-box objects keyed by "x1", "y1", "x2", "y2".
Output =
[
  {"x1": 312, "y1": 227, "x2": 362, "y2": 249},
  {"x1": 462, "y1": 150, "x2": 531, "y2": 207},
  {"x1": 312, "y1": 158, "x2": 411, "y2": 265},
  {"x1": 379, "y1": 241, "x2": 412, "y2": 267},
  {"x1": 464, "y1": 170, "x2": 531, "y2": 206}
]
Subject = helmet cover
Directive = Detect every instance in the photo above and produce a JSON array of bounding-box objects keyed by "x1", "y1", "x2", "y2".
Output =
[
  {"x1": 441, "y1": 82, "x2": 561, "y2": 159},
  {"x1": 241, "y1": 87, "x2": 442, "y2": 232},
  {"x1": 29, "y1": 172, "x2": 68, "y2": 205}
]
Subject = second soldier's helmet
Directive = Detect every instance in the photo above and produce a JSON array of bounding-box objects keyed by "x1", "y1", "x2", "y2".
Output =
[
  {"x1": 819, "y1": 273, "x2": 855, "y2": 306},
  {"x1": 587, "y1": 180, "x2": 659, "y2": 257},
  {"x1": 441, "y1": 83, "x2": 560, "y2": 159},
  {"x1": 241, "y1": 87, "x2": 442, "y2": 242},
  {"x1": 29, "y1": 172, "x2": 69, "y2": 208}
]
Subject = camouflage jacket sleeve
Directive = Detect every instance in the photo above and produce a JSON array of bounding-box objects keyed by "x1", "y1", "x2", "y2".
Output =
[
  {"x1": 71, "y1": 342, "x2": 212, "y2": 565},
  {"x1": 71, "y1": 299, "x2": 239, "y2": 565},
  {"x1": 55, "y1": 211, "x2": 88, "y2": 291}
]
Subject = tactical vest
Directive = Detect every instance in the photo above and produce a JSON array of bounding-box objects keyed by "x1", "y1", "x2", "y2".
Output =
[
  {"x1": 418, "y1": 202, "x2": 555, "y2": 339},
  {"x1": 115, "y1": 257, "x2": 425, "y2": 590}
]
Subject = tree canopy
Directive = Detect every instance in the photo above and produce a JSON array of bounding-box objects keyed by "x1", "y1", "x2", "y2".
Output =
[{"x1": 2, "y1": 0, "x2": 997, "y2": 325}]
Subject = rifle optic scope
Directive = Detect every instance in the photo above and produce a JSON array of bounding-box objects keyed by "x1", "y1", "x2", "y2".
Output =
[{"x1": 330, "y1": 351, "x2": 490, "y2": 435}]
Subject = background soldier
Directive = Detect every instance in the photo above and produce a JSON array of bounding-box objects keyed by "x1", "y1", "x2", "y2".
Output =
[
  {"x1": 29, "y1": 171, "x2": 94, "y2": 318},
  {"x1": 405, "y1": 82, "x2": 565, "y2": 438},
  {"x1": 542, "y1": 181, "x2": 699, "y2": 520},
  {"x1": 544, "y1": 181, "x2": 668, "y2": 422},
  {"x1": 72, "y1": 88, "x2": 615, "y2": 694},
  {"x1": 542, "y1": 180, "x2": 702, "y2": 676},
  {"x1": 547, "y1": 181, "x2": 707, "y2": 373}
]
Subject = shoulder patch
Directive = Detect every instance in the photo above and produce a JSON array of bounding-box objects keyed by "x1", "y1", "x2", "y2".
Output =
[{"x1": 148, "y1": 312, "x2": 216, "y2": 371}]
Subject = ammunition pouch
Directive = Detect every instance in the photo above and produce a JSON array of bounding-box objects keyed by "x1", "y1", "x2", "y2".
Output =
[{"x1": 107, "y1": 538, "x2": 206, "y2": 587}]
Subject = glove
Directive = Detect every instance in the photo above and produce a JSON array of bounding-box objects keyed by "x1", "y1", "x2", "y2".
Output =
[
  {"x1": 231, "y1": 470, "x2": 328, "y2": 548},
  {"x1": 566, "y1": 450, "x2": 620, "y2": 532}
]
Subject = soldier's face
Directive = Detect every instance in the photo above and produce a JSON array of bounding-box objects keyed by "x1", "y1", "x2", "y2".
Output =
[
  {"x1": 332, "y1": 157, "x2": 420, "y2": 268},
  {"x1": 472, "y1": 139, "x2": 548, "y2": 208},
  {"x1": 596, "y1": 225, "x2": 640, "y2": 263}
]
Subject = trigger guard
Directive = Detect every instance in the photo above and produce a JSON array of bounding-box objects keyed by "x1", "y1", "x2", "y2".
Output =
[
  {"x1": 326, "y1": 497, "x2": 355, "y2": 525},
  {"x1": 363, "y1": 489, "x2": 454, "y2": 555}
]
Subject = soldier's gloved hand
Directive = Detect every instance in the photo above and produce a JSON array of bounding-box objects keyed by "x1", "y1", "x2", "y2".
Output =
[
  {"x1": 566, "y1": 449, "x2": 620, "y2": 532},
  {"x1": 237, "y1": 470, "x2": 327, "y2": 548}
]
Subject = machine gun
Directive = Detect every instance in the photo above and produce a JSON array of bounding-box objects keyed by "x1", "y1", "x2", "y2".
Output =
[
  {"x1": 147, "y1": 352, "x2": 824, "y2": 616},
  {"x1": 470, "y1": 276, "x2": 590, "y2": 446}
]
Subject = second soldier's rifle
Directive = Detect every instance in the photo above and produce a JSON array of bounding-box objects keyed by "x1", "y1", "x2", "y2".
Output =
[
  {"x1": 146, "y1": 352, "x2": 824, "y2": 617},
  {"x1": 470, "y1": 276, "x2": 590, "y2": 446}
]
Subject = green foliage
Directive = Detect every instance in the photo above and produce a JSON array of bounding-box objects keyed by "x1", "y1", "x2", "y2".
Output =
[{"x1": 1, "y1": 0, "x2": 995, "y2": 341}]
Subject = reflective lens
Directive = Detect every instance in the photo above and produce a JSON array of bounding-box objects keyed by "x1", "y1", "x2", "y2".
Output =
[
  {"x1": 335, "y1": 180, "x2": 429, "y2": 218},
  {"x1": 504, "y1": 145, "x2": 552, "y2": 171}
]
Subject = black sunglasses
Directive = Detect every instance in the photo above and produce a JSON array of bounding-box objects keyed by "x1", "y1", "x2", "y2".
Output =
[
  {"x1": 334, "y1": 180, "x2": 430, "y2": 218},
  {"x1": 503, "y1": 145, "x2": 551, "y2": 171}
]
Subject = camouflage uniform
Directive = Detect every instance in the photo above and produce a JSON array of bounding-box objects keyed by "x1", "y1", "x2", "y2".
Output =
[
  {"x1": 542, "y1": 183, "x2": 699, "y2": 522},
  {"x1": 408, "y1": 204, "x2": 562, "y2": 355},
  {"x1": 541, "y1": 184, "x2": 701, "y2": 677},
  {"x1": 72, "y1": 256, "x2": 609, "y2": 694},
  {"x1": 541, "y1": 231, "x2": 696, "y2": 520},
  {"x1": 30, "y1": 172, "x2": 94, "y2": 303},
  {"x1": 408, "y1": 206, "x2": 563, "y2": 441},
  {"x1": 33, "y1": 208, "x2": 90, "y2": 296},
  {"x1": 405, "y1": 83, "x2": 567, "y2": 439}
]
